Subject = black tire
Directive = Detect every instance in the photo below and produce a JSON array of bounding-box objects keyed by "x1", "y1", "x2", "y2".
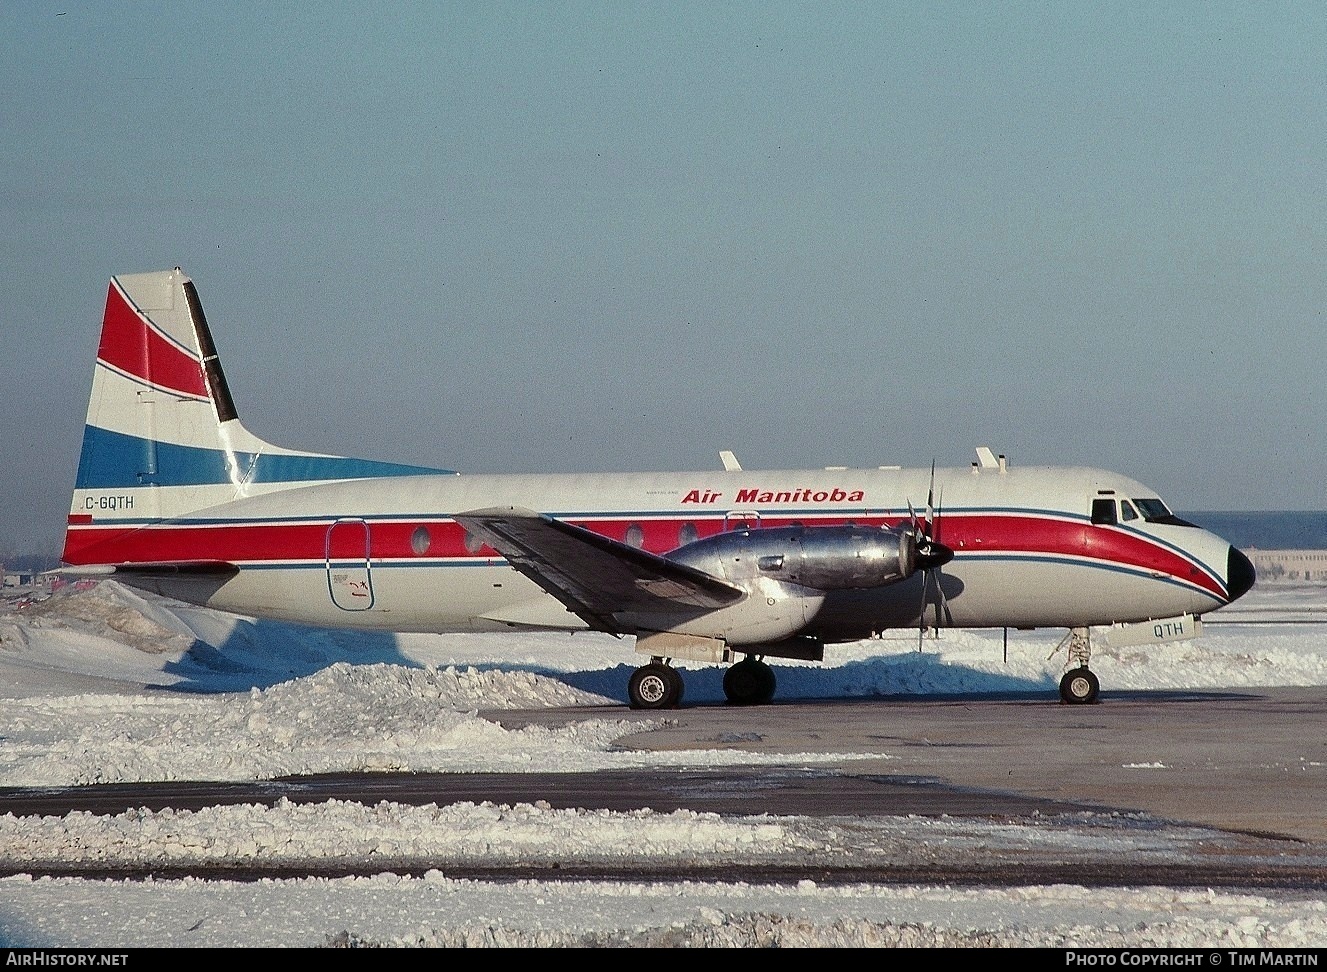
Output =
[
  {"x1": 1059, "y1": 667, "x2": 1100, "y2": 705},
  {"x1": 629, "y1": 663, "x2": 683, "y2": 710},
  {"x1": 723, "y1": 658, "x2": 777, "y2": 706}
]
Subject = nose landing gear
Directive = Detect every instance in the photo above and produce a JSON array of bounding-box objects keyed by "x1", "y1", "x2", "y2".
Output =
[
  {"x1": 1056, "y1": 626, "x2": 1100, "y2": 705},
  {"x1": 1059, "y1": 666, "x2": 1100, "y2": 705}
]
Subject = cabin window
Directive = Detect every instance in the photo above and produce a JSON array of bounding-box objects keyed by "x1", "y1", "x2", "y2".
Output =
[
  {"x1": 625, "y1": 523, "x2": 645, "y2": 548},
  {"x1": 1119, "y1": 501, "x2": 1138, "y2": 522},
  {"x1": 678, "y1": 522, "x2": 699, "y2": 546},
  {"x1": 463, "y1": 530, "x2": 484, "y2": 554},
  {"x1": 1091, "y1": 499, "x2": 1117, "y2": 525},
  {"x1": 410, "y1": 526, "x2": 432, "y2": 555}
]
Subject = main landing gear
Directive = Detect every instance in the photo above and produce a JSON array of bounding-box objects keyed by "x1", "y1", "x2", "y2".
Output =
[
  {"x1": 627, "y1": 656, "x2": 777, "y2": 710},
  {"x1": 1057, "y1": 626, "x2": 1100, "y2": 705},
  {"x1": 628, "y1": 662, "x2": 684, "y2": 710},
  {"x1": 723, "y1": 656, "x2": 777, "y2": 706}
]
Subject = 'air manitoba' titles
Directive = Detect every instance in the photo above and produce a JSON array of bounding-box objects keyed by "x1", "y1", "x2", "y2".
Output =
[{"x1": 681, "y1": 487, "x2": 866, "y2": 505}]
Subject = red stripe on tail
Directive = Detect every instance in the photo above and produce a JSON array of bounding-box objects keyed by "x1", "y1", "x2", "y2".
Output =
[{"x1": 97, "y1": 281, "x2": 209, "y2": 399}]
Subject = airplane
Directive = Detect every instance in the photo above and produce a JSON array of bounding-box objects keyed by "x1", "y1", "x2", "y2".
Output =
[{"x1": 60, "y1": 268, "x2": 1257, "y2": 709}]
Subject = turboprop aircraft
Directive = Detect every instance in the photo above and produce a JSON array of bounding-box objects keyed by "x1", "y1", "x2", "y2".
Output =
[{"x1": 61, "y1": 268, "x2": 1256, "y2": 708}]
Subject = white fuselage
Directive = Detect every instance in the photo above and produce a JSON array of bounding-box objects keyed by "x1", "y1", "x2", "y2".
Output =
[{"x1": 68, "y1": 462, "x2": 1241, "y2": 640}]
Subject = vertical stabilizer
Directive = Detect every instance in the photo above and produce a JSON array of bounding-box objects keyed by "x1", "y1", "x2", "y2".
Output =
[{"x1": 63, "y1": 268, "x2": 447, "y2": 567}]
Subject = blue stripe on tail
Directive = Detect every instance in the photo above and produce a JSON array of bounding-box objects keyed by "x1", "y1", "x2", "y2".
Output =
[{"x1": 75, "y1": 426, "x2": 450, "y2": 489}]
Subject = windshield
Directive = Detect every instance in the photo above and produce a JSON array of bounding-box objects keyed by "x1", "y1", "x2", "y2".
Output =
[{"x1": 1133, "y1": 498, "x2": 1197, "y2": 527}]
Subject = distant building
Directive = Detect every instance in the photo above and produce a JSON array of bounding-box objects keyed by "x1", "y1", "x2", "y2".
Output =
[
  {"x1": 2, "y1": 571, "x2": 56, "y2": 591},
  {"x1": 1245, "y1": 550, "x2": 1327, "y2": 584}
]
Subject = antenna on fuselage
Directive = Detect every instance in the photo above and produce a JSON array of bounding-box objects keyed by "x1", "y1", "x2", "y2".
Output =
[{"x1": 719, "y1": 450, "x2": 742, "y2": 471}]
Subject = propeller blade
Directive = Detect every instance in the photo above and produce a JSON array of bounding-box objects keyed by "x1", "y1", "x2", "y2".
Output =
[
  {"x1": 932, "y1": 483, "x2": 943, "y2": 544},
  {"x1": 934, "y1": 574, "x2": 952, "y2": 628},
  {"x1": 912, "y1": 463, "x2": 949, "y2": 651},
  {"x1": 926, "y1": 460, "x2": 936, "y2": 526},
  {"x1": 917, "y1": 568, "x2": 928, "y2": 652},
  {"x1": 917, "y1": 473, "x2": 954, "y2": 649},
  {"x1": 915, "y1": 482, "x2": 953, "y2": 569}
]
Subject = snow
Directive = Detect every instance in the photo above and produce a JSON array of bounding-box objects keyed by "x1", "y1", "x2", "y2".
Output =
[{"x1": 0, "y1": 580, "x2": 1324, "y2": 948}]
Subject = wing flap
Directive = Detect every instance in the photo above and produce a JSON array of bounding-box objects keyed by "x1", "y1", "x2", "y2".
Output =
[{"x1": 454, "y1": 507, "x2": 744, "y2": 633}]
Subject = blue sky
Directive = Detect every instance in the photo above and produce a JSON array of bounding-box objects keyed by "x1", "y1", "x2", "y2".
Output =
[{"x1": 3, "y1": 1, "x2": 1324, "y2": 554}]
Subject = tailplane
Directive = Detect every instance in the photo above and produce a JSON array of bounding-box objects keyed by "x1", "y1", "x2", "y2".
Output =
[{"x1": 63, "y1": 268, "x2": 445, "y2": 567}]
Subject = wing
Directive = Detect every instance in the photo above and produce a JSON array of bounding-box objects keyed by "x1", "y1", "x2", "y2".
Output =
[{"x1": 453, "y1": 506, "x2": 745, "y2": 634}]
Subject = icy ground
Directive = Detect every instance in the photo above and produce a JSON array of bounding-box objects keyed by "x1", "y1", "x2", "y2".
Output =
[{"x1": 0, "y1": 581, "x2": 1323, "y2": 948}]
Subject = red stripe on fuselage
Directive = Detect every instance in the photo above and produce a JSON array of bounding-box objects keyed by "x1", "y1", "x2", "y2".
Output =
[
  {"x1": 97, "y1": 281, "x2": 208, "y2": 399},
  {"x1": 965, "y1": 514, "x2": 1222, "y2": 597},
  {"x1": 61, "y1": 512, "x2": 1226, "y2": 599}
]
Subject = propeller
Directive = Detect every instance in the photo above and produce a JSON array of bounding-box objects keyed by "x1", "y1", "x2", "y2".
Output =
[{"x1": 908, "y1": 461, "x2": 955, "y2": 651}]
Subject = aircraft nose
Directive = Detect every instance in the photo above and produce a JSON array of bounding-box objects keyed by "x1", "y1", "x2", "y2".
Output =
[{"x1": 1226, "y1": 546, "x2": 1256, "y2": 602}]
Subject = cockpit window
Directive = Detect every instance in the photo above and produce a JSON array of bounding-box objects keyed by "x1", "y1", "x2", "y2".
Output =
[
  {"x1": 1134, "y1": 498, "x2": 1169, "y2": 520},
  {"x1": 1091, "y1": 498, "x2": 1117, "y2": 525},
  {"x1": 1133, "y1": 498, "x2": 1198, "y2": 527},
  {"x1": 1119, "y1": 500, "x2": 1138, "y2": 522}
]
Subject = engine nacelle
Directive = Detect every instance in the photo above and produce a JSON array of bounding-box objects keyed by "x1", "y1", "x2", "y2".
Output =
[{"x1": 667, "y1": 524, "x2": 918, "y2": 591}]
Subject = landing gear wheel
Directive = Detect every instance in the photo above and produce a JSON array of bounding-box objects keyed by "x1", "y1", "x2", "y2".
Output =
[
  {"x1": 723, "y1": 657, "x2": 776, "y2": 706},
  {"x1": 629, "y1": 663, "x2": 684, "y2": 710},
  {"x1": 1059, "y1": 667, "x2": 1100, "y2": 705}
]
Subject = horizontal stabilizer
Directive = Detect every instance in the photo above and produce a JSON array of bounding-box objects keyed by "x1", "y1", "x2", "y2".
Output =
[
  {"x1": 56, "y1": 561, "x2": 240, "y2": 579},
  {"x1": 454, "y1": 506, "x2": 744, "y2": 634}
]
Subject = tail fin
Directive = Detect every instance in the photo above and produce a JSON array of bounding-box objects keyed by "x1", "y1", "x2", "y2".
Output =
[{"x1": 63, "y1": 268, "x2": 446, "y2": 566}]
